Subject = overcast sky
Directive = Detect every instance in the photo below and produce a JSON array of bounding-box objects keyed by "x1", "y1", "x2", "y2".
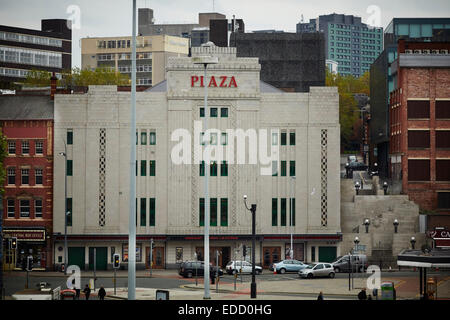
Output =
[{"x1": 1, "y1": 0, "x2": 449, "y2": 68}]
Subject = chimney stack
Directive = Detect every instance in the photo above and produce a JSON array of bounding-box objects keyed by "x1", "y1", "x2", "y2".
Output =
[{"x1": 50, "y1": 72, "x2": 57, "y2": 100}]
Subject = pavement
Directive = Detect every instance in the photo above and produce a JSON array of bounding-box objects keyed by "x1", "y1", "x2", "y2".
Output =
[{"x1": 17, "y1": 269, "x2": 450, "y2": 300}]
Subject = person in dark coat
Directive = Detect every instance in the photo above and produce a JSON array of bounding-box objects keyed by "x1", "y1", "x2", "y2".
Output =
[
  {"x1": 83, "y1": 284, "x2": 91, "y2": 300},
  {"x1": 358, "y1": 288, "x2": 367, "y2": 300},
  {"x1": 317, "y1": 291, "x2": 324, "y2": 300},
  {"x1": 98, "y1": 286, "x2": 106, "y2": 300}
]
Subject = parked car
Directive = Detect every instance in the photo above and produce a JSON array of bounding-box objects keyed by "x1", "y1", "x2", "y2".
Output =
[
  {"x1": 298, "y1": 263, "x2": 335, "y2": 279},
  {"x1": 226, "y1": 260, "x2": 263, "y2": 275},
  {"x1": 346, "y1": 161, "x2": 368, "y2": 171},
  {"x1": 275, "y1": 260, "x2": 308, "y2": 274},
  {"x1": 179, "y1": 261, "x2": 223, "y2": 278},
  {"x1": 332, "y1": 254, "x2": 368, "y2": 273}
]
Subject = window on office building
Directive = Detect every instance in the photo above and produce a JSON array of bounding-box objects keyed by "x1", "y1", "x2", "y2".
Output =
[
  {"x1": 408, "y1": 159, "x2": 430, "y2": 181},
  {"x1": 7, "y1": 199, "x2": 15, "y2": 218},
  {"x1": 210, "y1": 161, "x2": 218, "y2": 176},
  {"x1": 150, "y1": 160, "x2": 156, "y2": 176},
  {"x1": 35, "y1": 141, "x2": 43, "y2": 154},
  {"x1": 272, "y1": 198, "x2": 277, "y2": 226},
  {"x1": 221, "y1": 108, "x2": 228, "y2": 118},
  {"x1": 220, "y1": 198, "x2": 228, "y2": 227},
  {"x1": 141, "y1": 160, "x2": 147, "y2": 176},
  {"x1": 407, "y1": 100, "x2": 430, "y2": 119},
  {"x1": 408, "y1": 130, "x2": 430, "y2": 149},
  {"x1": 140, "y1": 198, "x2": 146, "y2": 226},
  {"x1": 221, "y1": 161, "x2": 228, "y2": 176},
  {"x1": 290, "y1": 132, "x2": 296, "y2": 146},
  {"x1": 199, "y1": 198, "x2": 205, "y2": 227},
  {"x1": 290, "y1": 198, "x2": 296, "y2": 226},
  {"x1": 22, "y1": 141, "x2": 29, "y2": 154},
  {"x1": 281, "y1": 198, "x2": 287, "y2": 226},
  {"x1": 67, "y1": 130, "x2": 73, "y2": 145},
  {"x1": 281, "y1": 132, "x2": 287, "y2": 146},
  {"x1": 35, "y1": 169, "x2": 43, "y2": 185},
  {"x1": 8, "y1": 141, "x2": 15, "y2": 154},
  {"x1": 21, "y1": 169, "x2": 29, "y2": 185},
  {"x1": 436, "y1": 160, "x2": 450, "y2": 181},
  {"x1": 210, "y1": 108, "x2": 218, "y2": 117},
  {"x1": 437, "y1": 192, "x2": 450, "y2": 209},
  {"x1": 35, "y1": 199, "x2": 43, "y2": 218},
  {"x1": 436, "y1": 131, "x2": 450, "y2": 149},
  {"x1": 150, "y1": 132, "x2": 156, "y2": 145},
  {"x1": 67, "y1": 160, "x2": 73, "y2": 176},
  {"x1": 20, "y1": 199, "x2": 30, "y2": 218},
  {"x1": 436, "y1": 100, "x2": 450, "y2": 119},
  {"x1": 281, "y1": 161, "x2": 287, "y2": 176},
  {"x1": 210, "y1": 198, "x2": 217, "y2": 227},
  {"x1": 290, "y1": 161, "x2": 296, "y2": 177},
  {"x1": 7, "y1": 168, "x2": 15, "y2": 185},
  {"x1": 149, "y1": 198, "x2": 155, "y2": 226},
  {"x1": 141, "y1": 132, "x2": 147, "y2": 145},
  {"x1": 66, "y1": 198, "x2": 72, "y2": 226}
]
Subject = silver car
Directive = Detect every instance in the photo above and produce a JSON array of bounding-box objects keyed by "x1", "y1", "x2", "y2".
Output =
[{"x1": 298, "y1": 263, "x2": 335, "y2": 279}]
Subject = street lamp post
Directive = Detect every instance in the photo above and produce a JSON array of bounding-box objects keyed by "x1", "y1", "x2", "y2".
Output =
[
  {"x1": 59, "y1": 148, "x2": 68, "y2": 275},
  {"x1": 410, "y1": 237, "x2": 416, "y2": 250},
  {"x1": 354, "y1": 236, "x2": 360, "y2": 278},
  {"x1": 244, "y1": 195, "x2": 257, "y2": 299},
  {"x1": 193, "y1": 48, "x2": 218, "y2": 300},
  {"x1": 355, "y1": 181, "x2": 361, "y2": 195},
  {"x1": 364, "y1": 219, "x2": 370, "y2": 233},
  {"x1": 393, "y1": 219, "x2": 399, "y2": 233},
  {"x1": 383, "y1": 181, "x2": 388, "y2": 195}
]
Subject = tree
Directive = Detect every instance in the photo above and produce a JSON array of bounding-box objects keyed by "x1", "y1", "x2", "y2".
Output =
[
  {"x1": 326, "y1": 70, "x2": 370, "y2": 151},
  {"x1": 23, "y1": 67, "x2": 130, "y2": 88}
]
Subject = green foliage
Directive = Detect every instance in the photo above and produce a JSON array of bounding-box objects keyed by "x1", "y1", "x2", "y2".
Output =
[
  {"x1": 326, "y1": 70, "x2": 370, "y2": 150},
  {"x1": 23, "y1": 67, "x2": 130, "y2": 88},
  {"x1": 0, "y1": 131, "x2": 8, "y2": 194}
]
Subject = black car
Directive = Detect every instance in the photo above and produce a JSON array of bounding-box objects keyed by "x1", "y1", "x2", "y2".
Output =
[{"x1": 179, "y1": 261, "x2": 223, "y2": 278}]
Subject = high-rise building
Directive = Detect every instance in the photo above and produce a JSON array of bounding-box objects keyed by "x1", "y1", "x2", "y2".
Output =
[
  {"x1": 0, "y1": 19, "x2": 72, "y2": 88},
  {"x1": 81, "y1": 35, "x2": 189, "y2": 87},
  {"x1": 297, "y1": 13, "x2": 383, "y2": 78},
  {"x1": 230, "y1": 32, "x2": 325, "y2": 92},
  {"x1": 370, "y1": 18, "x2": 450, "y2": 178}
]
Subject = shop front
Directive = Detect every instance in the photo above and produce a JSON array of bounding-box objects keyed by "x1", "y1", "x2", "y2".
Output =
[{"x1": 3, "y1": 228, "x2": 49, "y2": 270}]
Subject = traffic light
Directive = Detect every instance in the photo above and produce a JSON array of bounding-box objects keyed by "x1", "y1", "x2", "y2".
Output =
[
  {"x1": 113, "y1": 253, "x2": 120, "y2": 269},
  {"x1": 11, "y1": 237, "x2": 17, "y2": 249},
  {"x1": 243, "y1": 245, "x2": 247, "y2": 257},
  {"x1": 26, "y1": 255, "x2": 33, "y2": 271}
]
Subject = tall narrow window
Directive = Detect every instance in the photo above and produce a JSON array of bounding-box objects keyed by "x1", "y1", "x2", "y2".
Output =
[
  {"x1": 200, "y1": 108, "x2": 205, "y2": 118},
  {"x1": 20, "y1": 199, "x2": 30, "y2": 218},
  {"x1": 200, "y1": 161, "x2": 205, "y2": 176},
  {"x1": 7, "y1": 199, "x2": 15, "y2": 218},
  {"x1": 221, "y1": 161, "x2": 228, "y2": 176},
  {"x1": 150, "y1": 160, "x2": 156, "y2": 176},
  {"x1": 272, "y1": 132, "x2": 278, "y2": 145},
  {"x1": 281, "y1": 161, "x2": 287, "y2": 176},
  {"x1": 140, "y1": 198, "x2": 146, "y2": 226},
  {"x1": 290, "y1": 198, "x2": 296, "y2": 226},
  {"x1": 210, "y1": 108, "x2": 218, "y2": 117},
  {"x1": 220, "y1": 198, "x2": 228, "y2": 226},
  {"x1": 221, "y1": 132, "x2": 228, "y2": 145},
  {"x1": 141, "y1": 132, "x2": 147, "y2": 145},
  {"x1": 67, "y1": 160, "x2": 73, "y2": 176},
  {"x1": 35, "y1": 199, "x2": 43, "y2": 218},
  {"x1": 66, "y1": 198, "x2": 72, "y2": 226},
  {"x1": 281, "y1": 132, "x2": 287, "y2": 146},
  {"x1": 272, "y1": 161, "x2": 278, "y2": 176},
  {"x1": 210, "y1": 198, "x2": 217, "y2": 226},
  {"x1": 7, "y1": 168, "x2": 15, "y2": 185},
  {"x1": 149, "y1": 132, "x2": 156, "y2": 145},
  {"x1": 35, "y1": 169, "x2": 43, "y2": 185},
  {"x1": 35, "y1": 141, "x2": 43, "y2": 155},
  {"x1": 141, "y1": 160, "x2": 147, "y2": 176},
  {"x1": 199, "y1": 198, "x2": 205, "y2": 226},
  {"x1": 21, "y1": 169, "x2": 29, "y2": 185},
  {"x1": 8, "y1": 141, "x2": 15, "y2": 154},
  {"x1": 149, "y1": 198, "x2": 155, "y2": 226},
  {"x1": 67, "y1": 130, "x2": 73, "y2": 145},
  {"x1": 272, "y1": 198, "x2": 277, "y2": 226},
  {"x1": 210, "y1": 161, "x2": 218, "y2": 176},
  {"x1": 281, "y1": 198, "x2": 287, "y2": 226},
  {"x1": 290, "y1": 161, "x2": 296, "y2": 177},
  {"x1": 221, "y1": 108, "x2": 228, "y2": 118},
  {"x1": 22, "y1": 141, "x2": 29, "y2": 154},
  {"x1": 290, "y1": 132, "x2": 296, "y2": 146}
]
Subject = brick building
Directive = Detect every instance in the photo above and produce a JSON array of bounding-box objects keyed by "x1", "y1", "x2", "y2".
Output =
[
  {"x1": 0, "y1": 95, "x2": 54, "y2": 270},
  {"x1": 389, "y1": 39, "x2": 450, "y2": 231}
]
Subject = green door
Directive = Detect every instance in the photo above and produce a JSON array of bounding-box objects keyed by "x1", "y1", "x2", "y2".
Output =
[
  {"x1": 68, "y1": 247, "x2": 85, "y2": 270},
  {"x1": 89, "y1": 247, "x2": 107, "y2": 270},
  {"x1": 318, "y1": 247, "x2": 337, "y2": 263}
]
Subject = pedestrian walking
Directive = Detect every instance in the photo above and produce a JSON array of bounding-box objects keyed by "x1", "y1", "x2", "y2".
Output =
[
  {"x1": 83, "y1": 284, "x2": 91, "y2": 300},
  {"x1": 358, "y1": 288, "x2": 367, "y2": 300},
  {"x1": 98, "y1": 286, "x2": 106, "y2": 300},
  {"x1": 317, "y1": 291, "x2": 324, "y2": 300},
  {"x1": 75, "y1": 287, "x2": 81, "y2": 300}
]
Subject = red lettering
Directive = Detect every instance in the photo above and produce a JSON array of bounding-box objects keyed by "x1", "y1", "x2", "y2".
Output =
[
  {"x1": 229, "y1": 76, "x2": 237, "y2": 87},
  {"x1": 191, "y1": 76, "x2": 199, "y2": 87},
  {"x1": 200, "y1": 76, "x2": 204, "y2": 87},
  {"x1": 219, "y1": 76, "x2": 228, "y2": 87},
  {"x1": 208, "y1": 76, "x2": 218, "y2": 87}
]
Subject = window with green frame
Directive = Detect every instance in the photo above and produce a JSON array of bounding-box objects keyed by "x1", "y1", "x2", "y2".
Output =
[
  {"x1": 141, "y1": 132, "x2": 147, "y2": 145},
  {"x1": 141, "y1": 160, "x2": 147, "y2": 176},
  {"x1": 210, "y1": 198, "x2": 217, "y2": 226},
  {"x1": 281, "y1": 198, "x2": 287, "y2": 226},
  {"x1": 200, "y1": 108, "x2": 205, "y2": 117},
  {"x1": 67, "y1": 160, "x2": 73, "y2": 176},
  {"x1": 281, "y1": 132, "x2": 287, "y2": 146},
  {"x1": 210, "y1": 161, "x2": 217, "y2": 176},
  {"x1": 140, "y1": 198, "x2": 146, "y2": 226},
  {"x1": 221, "y1": 161, "x2": 228, "y2": 176},
  {"x1": 199, "y1": 198, "x2": 205, "y2": 226},
  {"x1": 149, "y1": 198, "x2": 155, "y2": 226},
  {"x1": 67, "y1": 130, "x2": 73, "y2": 145},
  {"x1": 66, "y1": 198, "x2": 72, "y2": 226},
  {"x1": 200, "y1": 161, "x2": 205, "y2": 176},
  {"x1": 149, "y1": 132, "x2": 156, "y2": 145},
  {"x1": 290, "y1": 198, "x2": 295, "y2": 226},
  {"x1": 221, "y1": 132, "x2": 227, "y2": 145},
  {"x1": 220, "y1": 198, "x2": 228, "y2": 226},
  {"x1": 272, "y1": 161, "x2": 278, "y2": 176},
  {"x1": 272, "y1": 198, "x2": 277, "y2": 226},
  {"x1": 150, "y1": 160, "x2": 156, "y2": 176},
  {"x1": 221, "y1": 108, "x2": 228, "y2": 117},
  {"x1": 290, "y1": 161, "x2": 295, "y2": 177},
  {"x1": 210, "y1": 108, "x2": 218, "y2": 117},
  {"x1": 281, "y1": 161, "x2": 287, "y2": 176},
  {"x1": 290, "y1": 132, "x2": 295, "y2": 145},
  {"x1": 136, "y1": 161, "x2": 137, "y2": 176}
]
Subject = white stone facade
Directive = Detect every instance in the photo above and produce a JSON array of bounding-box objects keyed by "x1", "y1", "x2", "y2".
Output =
[{"x1": 53, "y1": 45, "x2": 341, "y2": 270}]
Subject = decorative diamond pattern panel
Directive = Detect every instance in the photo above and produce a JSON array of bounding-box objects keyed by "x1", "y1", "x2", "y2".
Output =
[
  {"x1": 320, "y1": 129, "x2": 328, "y2": 227},
  {"x1": 99, "y1": 128, "x2": 106, "y2": 227}
]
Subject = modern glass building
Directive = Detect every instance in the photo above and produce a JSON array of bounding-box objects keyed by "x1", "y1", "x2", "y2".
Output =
[{"x1": 297, "y1": 14, "x2": 383, "y2": 77}]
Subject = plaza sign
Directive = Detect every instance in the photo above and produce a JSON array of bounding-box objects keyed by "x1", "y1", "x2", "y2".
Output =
[
  {"x1": 428, "y1": 228, "x2": 450, "y2": 239},
  {"x1": 191, "y1": 75, "x2": 238, "y2": 88}
]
